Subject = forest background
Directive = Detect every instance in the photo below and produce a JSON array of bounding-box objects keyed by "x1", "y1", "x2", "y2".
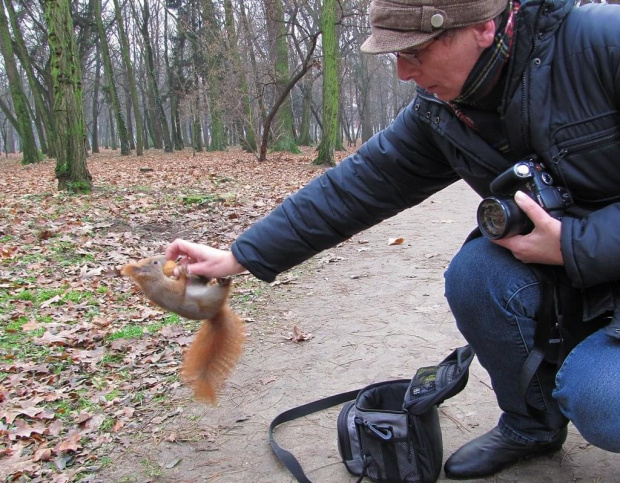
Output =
[
  {"x1": 0, "y1": 0, "x2": 616, "y2": 175},
  {"x1": 1, "y1": 0, "x2": 619, "y2": 481},
  {"x1": 0, "y1": 0, "x2": 420, "y2": 186}
]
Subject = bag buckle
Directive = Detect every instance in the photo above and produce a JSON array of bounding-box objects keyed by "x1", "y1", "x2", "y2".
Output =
[{"x1": 355, "y1": 416, "x2": 393, "y2": 441}]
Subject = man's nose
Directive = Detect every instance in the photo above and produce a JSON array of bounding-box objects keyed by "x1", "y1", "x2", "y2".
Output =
[{"x1": 396, "y1": 57, "x2": 421, "y2": 82}]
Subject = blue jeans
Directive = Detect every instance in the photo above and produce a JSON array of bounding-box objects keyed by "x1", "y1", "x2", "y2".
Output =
[{"x1": 444, "y1": 237, "x2": 620, "y2": 452}]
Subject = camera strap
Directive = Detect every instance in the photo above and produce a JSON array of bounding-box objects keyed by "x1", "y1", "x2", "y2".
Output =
[
  {"x1": 518, "y1": 265, "x2": 567, "y2": 429},
  {"x1": 519, "y1": 266, "x2": 607, "y2": 429}
]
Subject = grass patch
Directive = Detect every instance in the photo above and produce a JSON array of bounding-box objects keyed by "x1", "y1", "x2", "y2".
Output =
[
  {"x1": 146, "y1": 313, "x2": 181, "y2": 334},
  {"x1": 38, "y1": 288, "x2": 67, "y2": 302},
  {"x1": 100, "y1": 417, "x2": 116, "y2": 432},
  {"x1": 105, "y1": 389, "x2": 121, "y2": 401},
  {"x1": 181, "y1": 193, "x2": 222, "y2": 205},
  {"x1": 141, "y1": 458, "x2": 163, "y2": 478},
  {"x1": 108, "y1": 325, "x2": 145, "y2": 341},
  {"x1": 16, "y1": 290, "x2": 36, "y2": 302},
  {"x1": 6, "y1": 287, "x2": 99, "y2": 309},
  {"x1": 47, "y1": 241, "x2": 95, "y2": 267},
  {"x1": 100, "y1": 353, "x2": 124, "y2": 366},
  {"x1": 0, "y1": 317, "x2": 51, "y2": 363}
]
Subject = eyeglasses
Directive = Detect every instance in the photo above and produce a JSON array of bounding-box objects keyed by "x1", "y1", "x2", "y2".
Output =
[{"x1": 395, "y1": 38, "x2": 438, "y2": 66}]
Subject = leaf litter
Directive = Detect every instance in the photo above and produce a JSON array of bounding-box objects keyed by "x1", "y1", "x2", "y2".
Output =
[{"x1": 0, "y1": 147, "x2": 352, "y2": 482}]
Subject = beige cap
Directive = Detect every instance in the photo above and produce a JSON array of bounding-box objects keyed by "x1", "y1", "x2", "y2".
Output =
[{"x1": 361, "y1": 0, "x2": 509, "y2": 54}]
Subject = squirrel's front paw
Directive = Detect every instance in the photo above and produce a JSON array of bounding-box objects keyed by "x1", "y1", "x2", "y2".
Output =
[{"x1": 216, "y1": 277, "x2": 232, "y2": 287}]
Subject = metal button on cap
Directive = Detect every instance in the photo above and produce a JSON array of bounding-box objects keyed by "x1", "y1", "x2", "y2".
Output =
[{"x1": 431, "y1": 13, "x2": 444, "y2": 28}]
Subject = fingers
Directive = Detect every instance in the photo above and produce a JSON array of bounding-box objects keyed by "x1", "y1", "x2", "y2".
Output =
[
  {"x1": 492, "y1": 191, "x2": 563, "y2": 265},
  {"x1": 513, "y1": 191, "x2": 547, "y2": 224},
  {"x1": 164, "y1": 239, "x2": 247, "y2": 278},
  {"x1": 166, "y1": 238, "x2": 200, "y2": 262}
]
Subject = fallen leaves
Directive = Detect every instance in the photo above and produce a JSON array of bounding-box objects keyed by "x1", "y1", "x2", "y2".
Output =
[
  {"x1": 388, "y1": 236, "x2": 405, "y2": 246},
  {"x1": 286, "y1": 324, "x2": 314, "y2": 342},
  {"x1": 1, "y1": 147, "x2": 353, "y2": 482}
]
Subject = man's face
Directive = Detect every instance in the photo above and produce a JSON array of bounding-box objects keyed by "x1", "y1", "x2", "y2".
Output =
[{"x1": 396, "y1": 22, "x2": 495, "y2": 101}]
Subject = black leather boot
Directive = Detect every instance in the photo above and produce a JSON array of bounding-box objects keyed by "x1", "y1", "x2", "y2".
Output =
[{"x1": 444, "y1": 426, "x2": 567, "y2": 479}]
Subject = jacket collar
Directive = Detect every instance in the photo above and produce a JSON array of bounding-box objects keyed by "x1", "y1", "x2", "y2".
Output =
[{"x1": 503, "y1": 0, "x2": 573, "y2": 103}]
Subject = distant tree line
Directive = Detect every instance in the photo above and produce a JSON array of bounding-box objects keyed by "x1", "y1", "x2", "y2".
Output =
[
  {"x1": 2, "y1": 0, "x2": 613, "y2": 191},
  {"x1": 0, "y1": 0, "x2": 420, "y2": 191}
]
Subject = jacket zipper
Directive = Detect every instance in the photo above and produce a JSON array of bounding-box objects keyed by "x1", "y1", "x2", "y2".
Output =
[
  {"x1": 520, "y1": 3, "x2": 546, "y2": 152},
  {"x1": 551, "y1": 131, "x2": 620, "y2": 164}
]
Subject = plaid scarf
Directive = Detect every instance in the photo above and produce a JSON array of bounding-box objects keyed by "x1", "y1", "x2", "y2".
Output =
[{"x1": 448, "y1": 0, "x2": 520, "y2": 134}]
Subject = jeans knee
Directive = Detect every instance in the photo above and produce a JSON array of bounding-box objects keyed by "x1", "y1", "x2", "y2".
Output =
[
  {"x1": 555, "y1": 384, "x2": 620, "y2": 452},
  {"x1": 554, "y1": 332, "x2": 620, "y2": 453},
  {"x1": 444, "y1": 247, "x2": 482, "y2": 335},
  {"x1": 444, "y1": 247, "x2": 475, "y2": 310}
]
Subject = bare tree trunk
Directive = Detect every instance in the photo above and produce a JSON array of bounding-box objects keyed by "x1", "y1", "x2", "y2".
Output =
[
  {"x1": 91, "y1": 44, "x2": 101, "y2": 153},
  {"x1": 297, "y1": 76, "x2": 313, "y2": 146},
  {"x1": 0, "y1": 0, "x2": 39, "y2": 164},
  {"x1": 264, "y1": 0, "x2": 299, "y2": 153},
  {"x1": 113, "y1": 0, "x2": 144, "y2": 155},
  {"x1": 359, "y1": 55, "x2": 373, "y2": 143},
  {"x1": 4, "y1": 0, "x2": 56, "y2": 158},
  {"x1": 138, "y1": 1, "x2": 172, "y2": 152},
  {"x1": 239, "y1": 0, "x2": 266, "y2": 134},
  {"x1": 258, "y1": 35, "x2": 318, "y2": 161},
  {"x1": 95, "y1": 0, "x2": 130, "y2": 155},
  {"x1": 314, "y1": 0, "x2": 338, "y2": 166},
  {"x1": 44, "y1": 0, "x2": 92, "y2": 192},
  {"x1": 164, "y1": 7, "x2": 184, "y2": 151},
  {"x1": 200, "y1": 0, "x2": 227, "y2": 151},
  {"x1": 224, "y1": 0, "x2": 256, "y2": 152}
]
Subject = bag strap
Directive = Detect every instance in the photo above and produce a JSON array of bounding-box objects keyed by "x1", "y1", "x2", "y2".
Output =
[
  {"x1": 269, "y1": 388, "x2": 361, "y2": 483},
  {"x1": 518, "y1": 266, "x2": 567, "y2": 429},
  {"x1": 270, "y1": 345, "x2": 475, "y2": 482}
]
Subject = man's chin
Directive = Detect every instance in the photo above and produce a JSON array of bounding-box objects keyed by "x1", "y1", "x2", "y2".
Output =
[{"x1": 421, "y1": 86, "x2": 455, "y2": 102}]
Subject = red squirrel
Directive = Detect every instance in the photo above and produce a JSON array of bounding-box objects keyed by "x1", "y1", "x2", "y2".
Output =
[{"x1": 121, "y1": 256, "x2": 245, "y2": 404}]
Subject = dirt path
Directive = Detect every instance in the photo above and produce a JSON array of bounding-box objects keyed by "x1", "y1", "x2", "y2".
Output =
[{"x1": 100, "y1": 181, "x2": 619, "y2": 482}]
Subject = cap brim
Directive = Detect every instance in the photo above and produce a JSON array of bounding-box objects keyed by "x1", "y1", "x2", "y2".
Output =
[{"x1": 360, "y1": 28, "x2": 439, "y2": 54}]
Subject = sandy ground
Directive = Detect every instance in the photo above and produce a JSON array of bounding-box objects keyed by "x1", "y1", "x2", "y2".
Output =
[{"x1": 100, "y1": 181, "x2": 620, "y2": 482}]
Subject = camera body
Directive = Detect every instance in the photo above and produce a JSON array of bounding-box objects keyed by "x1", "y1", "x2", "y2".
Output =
[{"x1": 477, "y1": 158, "x2": 573, "y2": 239}]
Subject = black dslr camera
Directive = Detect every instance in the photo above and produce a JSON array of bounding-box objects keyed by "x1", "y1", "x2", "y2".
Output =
[{"x1": 476, "y1": 158, "x2": 573, "y2": 240}]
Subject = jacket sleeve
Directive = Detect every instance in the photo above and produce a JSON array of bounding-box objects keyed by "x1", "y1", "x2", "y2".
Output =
[
  {"x1": 559, "y1": 7, "x2": 620, "y2": 290},
  {"x1": 231, "y1": 102, "x2": 459, "y2": 282},
  {"x1": 561, "y1": 204, "x2": 620, "y2": 289}
]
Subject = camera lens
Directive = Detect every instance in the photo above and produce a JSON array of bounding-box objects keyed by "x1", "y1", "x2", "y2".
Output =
[
  {"x1": 477, "y1": 198, "x2": 509, "y2": 239},
  {"x1": 477, "y1": 197, "x2": 532, "y2": 239}
]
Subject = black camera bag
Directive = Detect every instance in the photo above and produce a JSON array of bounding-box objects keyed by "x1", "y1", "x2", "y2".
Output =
[{"x1": 269, "y1": 345, "x2": 474, "y2": 483}]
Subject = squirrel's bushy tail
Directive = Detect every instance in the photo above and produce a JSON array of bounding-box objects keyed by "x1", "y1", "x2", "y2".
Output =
[{"x1": 181, "y1": 306, "x2": 245, "y2": 404}]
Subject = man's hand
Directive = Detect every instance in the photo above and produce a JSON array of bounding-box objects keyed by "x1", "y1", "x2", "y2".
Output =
[
  {"x1": 165, "y1": 239, "x2": 247, "y2": 278},
  {"x1": 493, "y1": 191, "x2": 564, "y2": 265}
]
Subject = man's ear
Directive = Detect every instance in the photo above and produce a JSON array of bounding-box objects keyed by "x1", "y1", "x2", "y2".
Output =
[{"x1": 473, "y1": 19, "x2": 497, "y2": 49}]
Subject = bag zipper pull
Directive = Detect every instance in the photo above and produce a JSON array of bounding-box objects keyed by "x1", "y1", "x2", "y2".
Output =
[
  {"x1": 356, "y1": 417, "x2": 393, "y2": 441},
  {"x1": 552, "y1": 148, "x2": 568, "y2": 164}
]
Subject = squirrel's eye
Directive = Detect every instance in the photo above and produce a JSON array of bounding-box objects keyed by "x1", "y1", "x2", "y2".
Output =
[{"x1": 153, "y1": 260, "x2": 159, "y2": 265}]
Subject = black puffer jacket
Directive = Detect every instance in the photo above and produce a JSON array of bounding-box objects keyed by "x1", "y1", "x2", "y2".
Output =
[{"x1": 232, "y1": 0, "x2": 620, "y2": 324}]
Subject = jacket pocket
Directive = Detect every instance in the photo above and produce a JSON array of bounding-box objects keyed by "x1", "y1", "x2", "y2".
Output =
[{"x1": 550, "y1": 114, "x2": 620, "y2": 205}]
